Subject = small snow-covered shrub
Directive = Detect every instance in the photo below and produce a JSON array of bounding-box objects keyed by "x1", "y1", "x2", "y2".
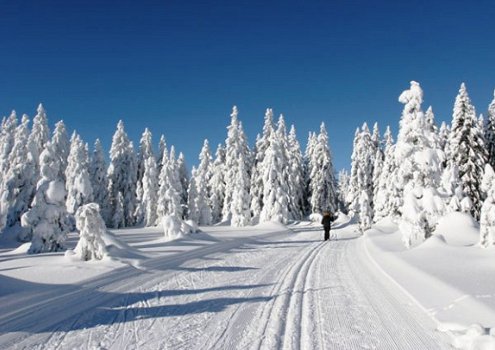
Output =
[
  {"x1": 309, "y1": 213, "x2": 322, "y2": 223},
  {"x1": 66, "y1": 203, "x2": 107, "y2": 261},
  {"x1": 480, "y1": 164, "x2": 495, "y2": 247},
  {"x1": 162, "y1": 215, "x2": 184, "y2": 240}
]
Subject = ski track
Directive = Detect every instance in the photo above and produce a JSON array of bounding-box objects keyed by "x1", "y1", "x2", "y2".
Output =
[{"x1": 0, "y1": 226, "x2": 452, "y2": 350}]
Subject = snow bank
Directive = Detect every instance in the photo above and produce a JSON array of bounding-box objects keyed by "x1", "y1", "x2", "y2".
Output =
[{"x1": 364, "y1": 216, "x2": 495, "y2": 349}]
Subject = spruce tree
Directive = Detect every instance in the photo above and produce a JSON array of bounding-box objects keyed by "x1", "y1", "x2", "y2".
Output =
[
  {"x1": 448, "y1": 83, "x2": 488, "y2": 220},
  {"x1": 250, "y1": 108, "x2": 274, "y2": 221},
  {"x1": 22, "y1": 142, "x2": 71, "y2": 253},
  {"x1": 287, "y1": 125, "x2": 305, "y2": 219},
  {"x1": 108, "y1": 121, "x2": 138, "y2": 227},
  {"x1": 308, "y1": 123, "x2": 337, "y2": 213},
  {"x1": 65, "y1": 133, "x2": 93, "y2": 215},
  {"x1": 485, "y1": 90, "x2": 495, "y2": 169},
  {"x1": 89, "y1": 139, "x2": 110, "y2": 223},
  {"x1": 209, "y1": 144, "x2": 226, "y2": 223},
  {"x1": 51, "y1": 120, "x2": 70, "y2": 180}
]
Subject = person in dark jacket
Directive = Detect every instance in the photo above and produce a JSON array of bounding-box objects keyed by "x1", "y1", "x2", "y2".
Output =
[{"x1": 321, "y1": 211, "x2": 335, "y2": 241}]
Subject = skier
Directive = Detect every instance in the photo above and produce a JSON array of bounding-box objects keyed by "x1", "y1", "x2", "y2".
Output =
[{"x1": 321, "y1": 211, "x2": 335, "y2": 241}]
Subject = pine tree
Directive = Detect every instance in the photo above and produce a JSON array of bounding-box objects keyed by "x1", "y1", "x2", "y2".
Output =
[
  {"x1": 485, "y1": 90, "x2": 495, "y2": 169},
  {"x1": 22, "y1": 142, "x2": 71, "y2": 253},
  {"x1": 448, "y1": 83, "x2": 488, "y2": 220},
  {"x1": 157, "y1": 146, "x2": 182, "y2": 219},
  {"x1": 358, "y1": 190, "x2": 372, "y2": 232},
  {"x1": 250, "y1": 108, "x2": 274, "y2": 221},
  {"x1": 395, "y1": 81, "x2": 445, "y2": 248},
  {"x1": 142, "y1": 156, "x2": 159, "y2": 226},
  {"x1": 187, "y1": 167, "x2": 200, "y2": 223},
  {"x1": 347, "y1": 124, "x2": 374, "y2": 218},
  {"x1": 287, "y1": 125, "x2": 305, "y2": 219},
  {"x1": 177, "y1": 152, "x2": 189, "y2": 217},
  {"x1": 65, "y1": 133, "x2": 93, "y2": 215},
  {"x1": 373, "y1": 126, "x2": 396, "y2": 221},
  {"x1": 259, "y1": 124, "x2": 289, "y2": 223},
  {"x1": 157, "y1": 134, "x2": 167, "y2": 172},
  {"x1": 304, "y1": 132, "x2": 317, "y2": 214},
  {"x1": 27, "y1": 103, "x2": 50, "y2": 176},
  {"x1": 51, "y1": 120, "x2": 70, "y2": 180},
  {"x1": 135, "y1": 128, "x2": 154, "y2": 224},
  {"x1": 308, "y1": 123, "x2": 337, "y2": 214},
  {"x1": 72, "y1": 203, "x2": 108, "y2": 261},
  {"x1": 222, "y1": 106, "x2": 251, "y2": 222},
  {"x1": 231, "y1": 160, "x2": 251, "y2": 227},
  {"x1": 1, "y1": 115, "x2": 36, "y2": 238},
  {"x1": 209, "y1": 144, "x2": 226, "y2": 223},
  {"x1": 195, "y1": 140, "x2": 213, "y2": 225},
  {"x1": 89, "y1": 139, "x2": 110, "y2": 223},
  {"x1": 0, "y1": 110, "x2": 17, "y2": 175},
  {"x1": 480, "y1": 164, "x2": 495, "y2": 247},
  {"x1": 107, "y1": 121, "x2": 138, "y2": 227},
  {"x1": 337, "y1": 169, "x2": 350, "y2": 213}
]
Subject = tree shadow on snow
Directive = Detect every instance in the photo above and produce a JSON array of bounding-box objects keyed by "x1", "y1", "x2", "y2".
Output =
[{"x1": 0, "y1": 276, "x2": 274, "y2": 334}]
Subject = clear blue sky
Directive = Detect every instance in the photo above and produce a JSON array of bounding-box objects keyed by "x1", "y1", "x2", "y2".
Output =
[{"x1": 1, "y1": 0, "x2": 495, "y2": 172}]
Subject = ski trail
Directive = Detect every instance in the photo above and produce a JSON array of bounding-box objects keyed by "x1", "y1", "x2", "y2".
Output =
[{"x1": 0, "y1": 226, "x2": 452, "y2": 350}]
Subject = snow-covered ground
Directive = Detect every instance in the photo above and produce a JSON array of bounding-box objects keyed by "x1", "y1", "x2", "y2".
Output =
[{"x1": 0, "y1": 215, "x2": 491, "y2": 349}]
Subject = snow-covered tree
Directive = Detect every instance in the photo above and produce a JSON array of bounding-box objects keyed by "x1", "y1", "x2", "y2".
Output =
[
  {"x1": 27, "y1": 103, "x2": 50, "y2": 175},
  {"x1": 177, "y1": 152, "x2": 189, "y2": 217},
  {"x1": 70, "y1": 203, "x2": 108, "y2": 261},
  {"x1": 157, "y1": 134, "x2": 167, "y2": 172},
  {"x1": 448, "y1": 83, "x2": 488, "y2": 220},
  {"x1": 250, "y1": 108, "x2": 274, "y2": 221},
  {"x1": 259, "y1": 124, "x2": 289, "y2": 223},
  {"x1": 373, "y1": 126, "x2": 397, "y2": 221},
  {"x1": 287, "y1": 125, "x2": 305, "y2": 219},
  {"x1": 222, "y1": 106, "x2": 251, "y2": 222},
  {"x1": 21, "y1": 142, "x2": 71, "y2": 253},
  {"x1": 308, "y1": 123, "x2": 337, "y2": 214},
  {"x1": 107, "y1": 121, "x2": 138, "y2": 227},
  {"x1": 209, "y1": 144, "x2": 226, "y2": 223},
  {"x1": 89, "y1": 139, "x2": 110, "y2": 223},
  {"x1": 0, "y1": 115, "x2": 36, "y2": 237},
  {"x1": 347, "y1": 124, "x2": 374, "y2": 218},
  {"x1": 51, "y1": 120, "x2": 70, "y2": 179},
  {"x1": 65, "y1": 133, "x2": 93, "y2": 214},
  {"x1": 358, "y1": 190, "x2": 372, "y2": 232},
  {"x1": 231, "y1": 160, "x2": 251, "y2": 227},
  {"x1": 337, "y1": 169, "x2": 350, "y2": 213},
  {"x1": 112, "y1": 192, "x2": 125, "y2": 229},
  {"x1": 304, "y1": 132, "x2": 317, "y2": 214},
  {"x1": 0, "y1": 111, "x2": 17, "y2": 175},
  {"x1": 480, "y1": 164, "x2": 495, "y2": 247},
  {"x1": 193, "y1": 140, "x2": 213, "y2": 225},
  {"x1": 141, "y1": 156, "x2": 159, "y2": 226},
  {"x1": 485, "y1": 90, "x2": 495, "y2": 169},
  {"x1": 441, "y1": 163, "x2": 469, "y2": 213},
  {"x1": 157, "y1": 146, "x2": 183, "y2": 220},
  {"x1": 395, "y1": 81, "x2": 445, "y2": 248},
  {"x1": 187, "y1": 167, "x2": 200, "y2": 223}
]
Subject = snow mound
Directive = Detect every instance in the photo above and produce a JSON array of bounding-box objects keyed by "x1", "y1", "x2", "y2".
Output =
[
  {"x1": 162, "y1": 215, "x2": 197, "y2": 241},
  {"x1": 435, "y1": 212, "x2": 480, "y2": 246},
  {"x1": 309, "y1": 213, "x2": 322, "y2": 222},
  {"x1": 415, "y1": 233, "x2": 447, "y2": 250},
  {"x1": 438, "y1": 323, "x2": 495, "y2": 350},
  {"x1": 10, "y1": 242, "x2": 31, "y2": 254}
]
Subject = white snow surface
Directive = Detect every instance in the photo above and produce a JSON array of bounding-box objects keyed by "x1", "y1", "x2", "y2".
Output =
[
  {"x1": 367, "y1": 213, "x2": 495, "y2": 349},
  {"x1": 0, "y1": 214, "x2": 491, "y2": 349}
]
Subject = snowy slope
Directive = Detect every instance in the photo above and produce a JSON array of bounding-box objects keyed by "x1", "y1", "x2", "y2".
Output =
[
  {"x1": 0, "y1": 221, "x2": 452, "y2": 349},
  {"x1": 365, "y1": 213, "x2": 495, "y2": 349}
]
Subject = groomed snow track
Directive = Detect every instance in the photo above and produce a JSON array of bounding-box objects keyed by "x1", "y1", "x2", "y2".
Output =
[{"x1": 0, "y1": 224, "x2": 451, "y2": 349}]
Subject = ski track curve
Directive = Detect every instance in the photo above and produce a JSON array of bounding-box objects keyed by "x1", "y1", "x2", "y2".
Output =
[{"x1": 0, "y1": 226, "x2": 452, "y2": 350}]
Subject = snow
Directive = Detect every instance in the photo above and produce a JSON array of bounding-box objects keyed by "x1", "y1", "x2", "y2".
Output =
[
  {"x1": 0, "y1": 214, "x2": 492, "y2": 349},
  {"x1": 366, "y1": 213, "x2": 495, "y2": 349}
]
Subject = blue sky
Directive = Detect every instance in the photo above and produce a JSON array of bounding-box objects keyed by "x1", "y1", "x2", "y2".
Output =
[{"x1": 1, "y1": 0, "x2": 495, "y2": 172}]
